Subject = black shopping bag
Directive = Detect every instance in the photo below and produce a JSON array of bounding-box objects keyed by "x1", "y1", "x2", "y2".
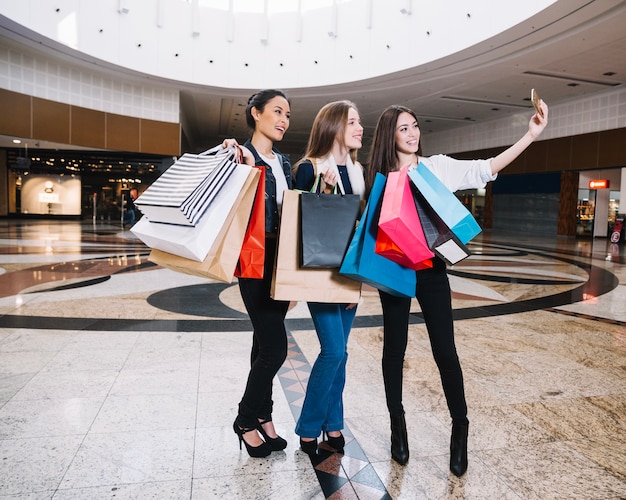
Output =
[
  {"x1": 412, "y1": 188, "x2": 471, "y2": 265},
  {"x1": 299, "y1": 191, "x2": 361, "y2": 268}
]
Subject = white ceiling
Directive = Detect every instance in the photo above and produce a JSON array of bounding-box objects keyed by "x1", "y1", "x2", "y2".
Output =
[{"x1": 1, "y1": 0, "x2": 626, "y2": 158}]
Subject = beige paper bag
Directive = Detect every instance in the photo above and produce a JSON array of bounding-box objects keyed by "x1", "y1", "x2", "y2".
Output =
[{"x1": 271, "y1": 190, "x2": 361, "y2": 303}]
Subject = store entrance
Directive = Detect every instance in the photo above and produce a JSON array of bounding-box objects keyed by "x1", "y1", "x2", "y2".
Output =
[{"x1": 576, "y1": 189, "x2": 595, "y2": 236}]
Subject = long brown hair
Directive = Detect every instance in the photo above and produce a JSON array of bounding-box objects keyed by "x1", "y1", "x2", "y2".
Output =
[
  {"x1": 366, "y1": 105, "x2": 422, "y2": 193},
  {"x1": 294, "y1": 100, "x2": 359, "y2": 173}
]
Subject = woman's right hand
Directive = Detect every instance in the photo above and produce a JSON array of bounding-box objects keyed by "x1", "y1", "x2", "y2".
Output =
[
  {"x1": 222, "y1": 138, "x2": 240, "y2": 149},
  {"x1": 222, "y1": 139, "x2": 255, "y2": 166},
  {"x1": 321, "y1": 169, "x2": 338, "y2": 193}
]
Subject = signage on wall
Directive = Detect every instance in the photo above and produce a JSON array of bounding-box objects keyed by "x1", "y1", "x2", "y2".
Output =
[{"x1": 588, "y1": 179, "x2": 610, "y2": 189}]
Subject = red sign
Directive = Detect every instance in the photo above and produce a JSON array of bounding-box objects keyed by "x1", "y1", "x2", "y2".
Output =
[{"x1": 588, "y1": 179, "x2": 610, "y2": 189}]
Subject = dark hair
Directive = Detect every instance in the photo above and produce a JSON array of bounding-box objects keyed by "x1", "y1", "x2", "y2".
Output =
[
  {"x1": 296, "y1": 100, "x2": 360, "y2": 170},
  {"x1": 245, "y1": 89, "x2": 290, "y2": 129},
  {"x1": 366, "y1": 105, "x2": 422, "y2": 193}
]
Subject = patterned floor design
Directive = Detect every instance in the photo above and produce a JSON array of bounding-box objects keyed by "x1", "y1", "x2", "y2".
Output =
[{"x1": 278, "y1": 331, "x2": 393, "y2": 499}]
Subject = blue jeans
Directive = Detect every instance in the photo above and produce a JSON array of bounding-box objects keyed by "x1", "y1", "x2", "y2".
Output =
[{"x1": 295, "y1": 302, "x2": 357, "y2": 438}]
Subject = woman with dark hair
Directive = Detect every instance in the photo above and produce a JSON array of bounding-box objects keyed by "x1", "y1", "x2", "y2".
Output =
[
  {"x1": 367, "y1": 101, "x2": 548, "y2": 475},
  {"x1": 292, "y1": 100, "x2": 366, "y2": 456},
  {"x1": 226, "y1": 89, "x2": 293, "y2": 458}
]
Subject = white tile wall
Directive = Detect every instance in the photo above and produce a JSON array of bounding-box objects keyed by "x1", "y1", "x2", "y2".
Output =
[
  {"x1": 424, "y1": 87, "x2": 626, "y2": 156},
  {"x1": 0, "y1": 46, "x2": 179, "y2": 124}
]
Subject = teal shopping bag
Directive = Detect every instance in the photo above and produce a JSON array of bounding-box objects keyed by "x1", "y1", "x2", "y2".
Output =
[
  {"x1": 408, "y1": 163, "x2": 481, "y2": 244},
  {"x1": 339, "y1": 173, "x2": 416, "y2": 298}
]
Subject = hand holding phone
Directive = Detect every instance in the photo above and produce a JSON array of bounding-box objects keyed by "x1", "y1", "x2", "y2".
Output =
[{"x1": 531, "y1": 88, "x2": 544, "y2": 118}]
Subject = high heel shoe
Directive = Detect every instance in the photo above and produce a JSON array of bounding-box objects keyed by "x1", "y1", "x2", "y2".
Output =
[
  {"x1": 299, "y1": 437, "x2": 318, "y2": 456},
  {"x1": 390, "y1": 413, "x2": 409, "y2": 465},
  {"x1": 450, "y1": 421, "x2": 469, "y2": 476},
  {"x1": 257, "y1": 418, "x2": 287, "y2": 451},
  {"x1": 323, "y1": 431, "x2": 345, "y2": 453},
  {"x1": 233, "y1": 420, "x2": 271, "y2": 458}
]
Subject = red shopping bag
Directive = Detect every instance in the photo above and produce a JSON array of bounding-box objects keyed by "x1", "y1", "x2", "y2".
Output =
[
  {"x1": 235, "y1": 166, "x2": 266, "y2": 278},
  {"x1": 375, "y1": 229, "x2": 433, "y2": 270},
  {"x1": 375, "y1": 166, "x2": 434, "y2": 269}
]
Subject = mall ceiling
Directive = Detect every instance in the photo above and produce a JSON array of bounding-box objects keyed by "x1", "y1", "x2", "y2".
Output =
[{"x1": 1, "y1": 0, "x2": 626, "y2": 158}]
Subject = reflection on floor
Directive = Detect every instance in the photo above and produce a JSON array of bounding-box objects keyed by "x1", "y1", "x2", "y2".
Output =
[{"x1": 0, "y1": 219, "x2": 625, "y2": 499}]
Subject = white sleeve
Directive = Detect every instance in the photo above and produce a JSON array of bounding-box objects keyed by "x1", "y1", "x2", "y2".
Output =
[{"x1": 420, "y1": 154, "x2": 497, "y2": 192}]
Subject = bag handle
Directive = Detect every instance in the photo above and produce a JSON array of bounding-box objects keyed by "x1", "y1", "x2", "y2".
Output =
[
  {"x1": 309, "y1": 158, "x2": 346, "y2": 195},
  {"x1": 311, "y1": 174, "x2": 339, "y2": 195},
  {"x1": 199, "y1": 144, "x2": 242, "y2": 163}
]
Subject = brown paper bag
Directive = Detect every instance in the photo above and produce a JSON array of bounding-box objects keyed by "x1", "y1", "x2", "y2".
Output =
[
  {"x1": 271, "y1": 190, "x2": 362, "y2": 303},
  {"x1": 149, "y1": 168, "x2": 260, "y2": 282}
]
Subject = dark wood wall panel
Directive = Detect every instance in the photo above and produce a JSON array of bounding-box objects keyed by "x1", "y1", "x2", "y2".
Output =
[
  {"x1": 0, "y1": 89, "x2": 31, "y2": 138},
  {"x1": 558, "y1": 170, "x2": 579, "y2": 236},
  {"x1": 598, "y1": 128, "x2": 626, "y2": 168},
  {"x1": 140, "y1": 119, "x2": 180, "y2": 155},
  {"x1": 570, "y1": 132, "x2": 599, "y2": 170},
  {"x1": 32, "y1": 98, "x2": 70, "y2": 144},
  {"x1": 71, "y1": 107, "x2": 106, "y2": 149},
  {"x1": 546, "y1": 137, "x2": 572, "y2": 171},
  {"x1": 106, "y1": 114, "x2": 141, "y2": 152},
  {"x1": 459, "y1": 127, "x2": 626, "y2": 176},
  {"x1": 524, "y1": 140, "x2": 548, "y2": 173}
]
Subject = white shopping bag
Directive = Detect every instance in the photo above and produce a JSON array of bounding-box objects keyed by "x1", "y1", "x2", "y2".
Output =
[{"x1": 132, "y1": 163, "x2": 255, "y2": 261}]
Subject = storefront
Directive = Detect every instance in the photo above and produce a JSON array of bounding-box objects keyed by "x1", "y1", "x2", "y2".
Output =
[
  {"x1": 577, "y1": 170, "x2": 622, "y2": 238},
  {"x1": 4, "y1": 148, "x2": 170, "y2": 220}
]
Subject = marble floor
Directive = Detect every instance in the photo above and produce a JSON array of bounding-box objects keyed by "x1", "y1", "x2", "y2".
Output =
[{"x1": 0, "y1": 219, "x2": 625, "y2": 499}]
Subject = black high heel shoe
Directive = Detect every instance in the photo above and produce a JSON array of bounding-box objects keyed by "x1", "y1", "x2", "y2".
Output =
[
  {"x1": 323, "y1": 431, "x2": 345, "y2": 453},
  {"x1": 299, "y1": 437, "x2": 318, "y2": 456},
  {"x1": 390, "y1": 413, "x2": 409, "y2": 465},
  {"x1": 233, "y1": 420, "x2": 271, "y2": 458},
  {"x1": 450, "y1": 421, "x2": 469, "y2": 476},
  {"x1": 257, "y1": 418, "x2": 287, "y2": 451}
]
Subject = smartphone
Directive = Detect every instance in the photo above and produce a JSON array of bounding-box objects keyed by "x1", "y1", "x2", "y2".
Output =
[{"x1": 531, "y1": 88, "x2": 544, "y2": 117}]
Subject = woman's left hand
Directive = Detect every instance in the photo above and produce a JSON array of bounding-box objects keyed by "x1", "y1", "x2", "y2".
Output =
[
  {"x1": 345, "y1": 303, "x2": 357, "y2": 310},
  {"x1": 529, "y1": 100, "x2": 548, "y2": 138}
]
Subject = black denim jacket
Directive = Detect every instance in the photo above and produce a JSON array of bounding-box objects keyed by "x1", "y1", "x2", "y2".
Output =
[{"x1": 244, "y1": 140, "x2": 293, "y2": 234}]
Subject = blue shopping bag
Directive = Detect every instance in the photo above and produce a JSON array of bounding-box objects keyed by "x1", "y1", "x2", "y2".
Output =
[
  {"x1": 339, "y1": 173, "x2": 416, "y2": 298},
  {"x1": 408, "y1": 163, "x2": 481, "y2": 244}
]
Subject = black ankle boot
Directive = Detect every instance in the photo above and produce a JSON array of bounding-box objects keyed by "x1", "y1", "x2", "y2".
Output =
[
  {"x1": 450, "y1": 421, "x2": 469, "y2": 476},
  {"x1": 390, "y1": 413, "x2": 409, "y2": 465}
]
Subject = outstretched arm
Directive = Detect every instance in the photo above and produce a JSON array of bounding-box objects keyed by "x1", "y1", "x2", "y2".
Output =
[{"x1": 490, "y1": 100, "x2": 549, "y2": 175}]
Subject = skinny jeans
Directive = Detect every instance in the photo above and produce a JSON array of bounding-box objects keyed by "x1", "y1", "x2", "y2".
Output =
[
  {"x1": 295, "y1": 302, "x2": 357, "y2": 438},
  {"x1": 236, "y1": 237, "x2": 289, "y2": 428},
  {"x1": 380, "y1": 257, "x2": 468, "y2": 424}
]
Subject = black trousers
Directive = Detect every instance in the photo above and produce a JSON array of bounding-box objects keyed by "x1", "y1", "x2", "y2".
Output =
[
  {"x1": 380, "y1": 257, "x2": 468, "y2": 423},
  {"x1": 236, "y1": 237, "x2": 289, "y2": 428}
]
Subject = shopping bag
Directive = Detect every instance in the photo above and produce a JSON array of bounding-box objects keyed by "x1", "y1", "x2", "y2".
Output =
[
  {"x1": 235, "y1": 166, "x2": 266, "y2": 279},
  {"x1": 131, "y1": 163, "x2": 256, "y2": 261},
  {"x1": 134, "y1": 145, "x2": 238, "y2": 226},
  {"x1": 339, "y1": 173, "x2": 416, "y2": 298},
  {"x1": 407, "y1": 162, "x2": 481, "y2": 244},
  {"x1": 375, "y1": 230, "x2": 433, "y2": 270},
  {"x1": 148, "y1": 167, "x2": 261, "y2": 282},
  {"x1": 412, "y1": 189, "x2": 471, "y2": 265},
  {"x1": 299, "y1": 178, "x2": 361, "y2": 268},
  {"x1": 271, "y1": 190, "x2": 362, "y2": 303},
  {"x1": 375, "y1": 166, "x2": 434, "y2": 269}
]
